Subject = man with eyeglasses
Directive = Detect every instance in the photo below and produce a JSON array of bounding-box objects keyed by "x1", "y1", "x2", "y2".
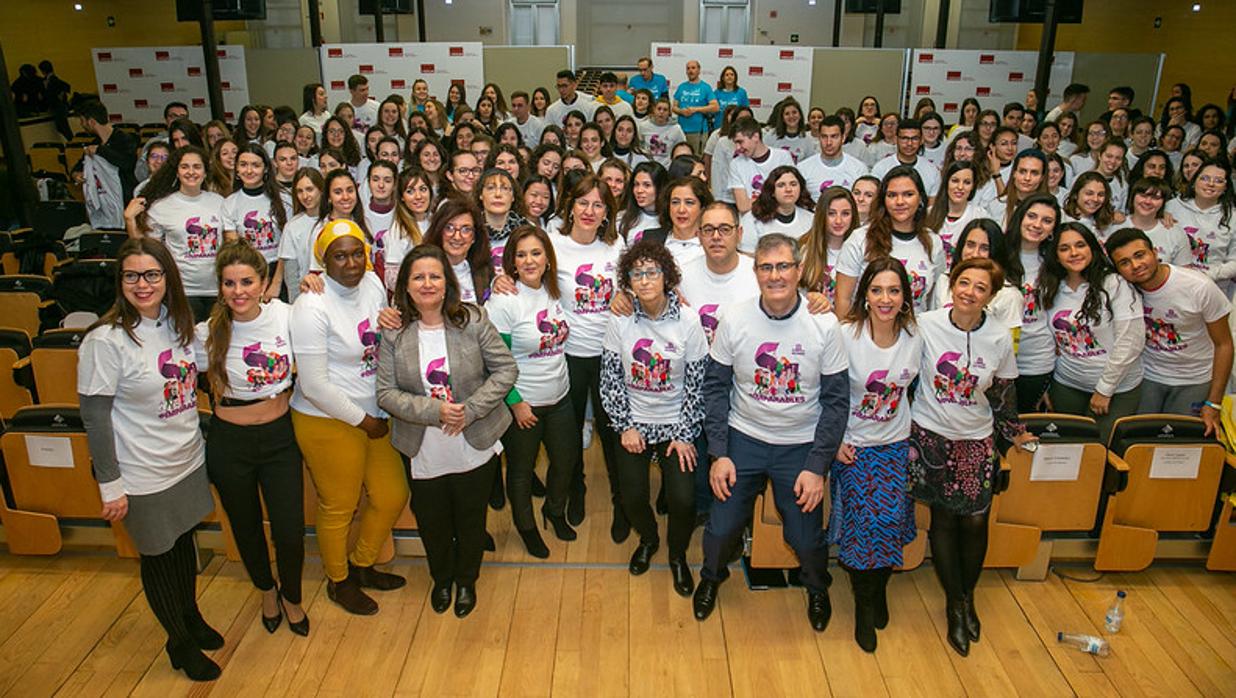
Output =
[
  {"x1": 870, "y1": 118, "x2": 940, "y2": 197},
  {"x1": 546, "y1": 69, "x2": 597, "y2": 128},
  {"x1": 694, "y1": 232, "x2": 848, "y2": 633}
]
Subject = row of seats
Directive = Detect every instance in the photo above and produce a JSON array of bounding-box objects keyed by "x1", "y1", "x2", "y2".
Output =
[
  {"x1": 26, "y1": 125, "x2": 165, "y2": 179},
  {"x1": 750, "y1": 414, "x2": 1236, "y2": 575}
]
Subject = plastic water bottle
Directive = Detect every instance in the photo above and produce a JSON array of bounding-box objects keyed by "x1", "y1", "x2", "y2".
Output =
[
  {"x1": 1057, "y1": 632, "x2": 1110, "y2": 657},
  {"x1": 1104, "y1": 590, "x2": 1127, "y2": 633}
]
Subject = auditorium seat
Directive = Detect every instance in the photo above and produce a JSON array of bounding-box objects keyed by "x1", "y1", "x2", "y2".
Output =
[
  {"x1": 1094, "y1": 415, "x2": 1227, "y2": 572},
  {"x1": 63, "y1": 143, "x2": 86, "y2": 177},
  {"x1": 0, "y1": 275, "x2": 56, "y2": 336},
  {"x1": 75, "y1": 230, "x2": 127, "y2": 259},
  {"x1": 31, "y1": 329, "x2": 85, "y2": 405},
  {"x1": 27, "y1": 142, "x2": 66, "y2": 177},
  {"x1": 1207, "y1": 454, "x2": 1236, "y2": 571},
  {"x1": 0, "y1": 328, "x2": 34, "y2": 420},
  {"x1": 985, "y1": 414, "x2": 1108, "y2": 579},
  {"x1": 0, "y1": 232, "x2": 18, "y2": 275},
  {"x1": 33, "y1": 200, "x2": 88, "y2": 242}
]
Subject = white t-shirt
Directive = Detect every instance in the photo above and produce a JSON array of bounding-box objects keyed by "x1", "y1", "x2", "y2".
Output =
[
  {"x1": 550, "y1": 233, "x2": 623, "y2": 357},
  {"x1": 640, "y1": 120, "x2": 686, "y2": 166},
  {"x1": 1166, "y1": 198, "x2": 1236, "y2": 294},
  {"x1": 664, "y1": 235, "x2": 705, "y2": 270},
  {"x1": 1138, "y1": 220, "x2": 1193, "y2": 268},
  {"x1": 277, "y1": 212, "x2": 316, "y2": 302},
  {"x1": 765, "y1": 130, "x2": 818, "y2": 164},
  {"x1": 77, "y1": 312, "x2": 204, "y2": 496},
  {"x1": 193, "y1": 300, "x2": 294, "y2": 400},
  {"x1": 299, "y1": 111, "x2": 331, "y2": 136},
  {"x1": 839, "y1": 324, "x2": 922, "y2": 447},
  {"x1": 797, "y1": 153, "x2": 869, "y2": 203},
  {"x1": 923, "y1": 142, "x2": 947, "y2": 168},
  {"x1": 289, "y1": 273, "x2": 387, "y2": 420},
  {"x1": 932, "y1": 278, "x2": 1024, "y2": 331},
  {"x1": 1048, "y1": 275, "x2": 1144, "y2": 394},
  {"x1": 545, "y1": 96, "x2": 597, "y2": 127},
  {"x1": 1014, "y1": 249, "x2": 1056, "y2": 375},
  {"x1": 508, "y1": 114, "x2": 547, "y2": 147},
  {"x1": 1139, "y1": 265, "x2": 1232, "y2": 385},
  {"x1": 485, "y1": 282, "x2": 570, "y2": 406},
  {"x1": 861, "y1": 141, "x2": 896, "y2": 169},
  {"x1": 623, "y1": 210, "x2": 660, "y2": 243},
  {"x1": 146, "y1": 190, "x2": 226, "y2": 297},
  {"x1": 602, "y1": 304, "x2": 708, "y2": 425},
  {"x1": 351, "y1": 99, "x2": 379, "y2": 132},
  {"x1": 677, "y1": 256, "x2": 761, "y2": 345},
  {"x1": 364, "y1": 204, "x2": 396, "y2": 269},
  {"x1": 933, "y1": 203, "x2": 985, "y2": 267},
  {"x1": 870, "y1": 155, "x2": 941, "y2": 197},
  {"x1": 835, "y1": 226, "x2": 946, "y2": 313},
  {"x1": 728, "y1": 148, "x2": 795, "y2": 202},
  {"x1": 911, "y1": 308, "x2": 1020, "y2": 440},
  {"x1": 407, "y1": 326, "x2": 502, "y2": 479},
  {"x1": 740, "y1": 207, "x2": 813, "y2": 254},
  {"x1": 709, "y1": 297, "x2": 849, "y2": 444},
  {"x1": 708, "y1": 136, "x2": 737, "y2": 203},
  {"x1": 451, "y1": 259, "x2": 478, "y2": 304},
  {"x1": 381, "y1": 216, "x2": 428, "y2": 291},
  {"x1": 223, "y1": 190, "x2": 283, "y2": 262}
]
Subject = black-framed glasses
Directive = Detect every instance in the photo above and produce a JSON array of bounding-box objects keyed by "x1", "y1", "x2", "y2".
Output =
[{"x1": 122, "y1": 270, "x2": 165, "y2": 285}]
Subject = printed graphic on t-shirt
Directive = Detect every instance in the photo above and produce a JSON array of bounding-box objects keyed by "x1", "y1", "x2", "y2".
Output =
[
  {"x1": 572, "y1": 263, "x2": 615, "y2": 314},
  {"x1": 895, "y1": 256, "x2": 930, "y2": 303},
  {"x1": 490, "y1": 242, "x2": 506, "y2": 273},
  {"x1": 855, "y1": 368, "x2": 911, "y2": 422},
  {"x1": 628, "y1": 338, "x2": 673, "y2": 392},
  {"x1": 648, "y1": 133, "x2": 670, "y2": 158},
  {"x1": 751, "y1": 341, "x2": 803, "y2": 403},
  {"x1": 931, "y1": 351, "x2": 981, "y2": 406},
  {"x1": 1020, "y1": 283, "x2": 1039, "y2": 325},
  {"x1": 939, "y1": 232, "x2": 957, "y2": 266},
  {"x1": 533, "y1": 308, "x2": 569, "y2": 357},
  {"x1": 817, "y1": 180, "x2": 835, "y2": 194},
  {"x1": 1144, "y1": 309, "x2": 1184, "y2": 352},
  {"x1": 357, "y1": 319, "x2": 379, "y2": 376},
  {"x1": 698, "y1": 304, "x2": 720, "y2": 345},
  {"x1": 242, "y1": 341, "x2": 291, "y2": 388},
  {"x1": 425, "y1": 357, "x2": 453, "y2": 401},
  {"x1": 241, "y1": 210, "x2": 278, "y2": 251},
  {"x1": 186, "y1": 216, "x2": 221, "y2": 258},
  {"x1": 157, "y1": 348, "x2": 198, "y2": 419},
  {"x1": 750, "y1": 174, "x2": 766, "y2": 196},
  {"x1": 1051, "y1": 310, "x2": 1104, "y2": 358},
  {"x1": 373, "y1": 228, "x2": 389, "y2": 274},
  {"x1": 1183, "y1": 227, "x2": 1210, "y2": 267}
]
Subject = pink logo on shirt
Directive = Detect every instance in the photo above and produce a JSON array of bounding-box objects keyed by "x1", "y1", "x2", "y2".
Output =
[
  {"x1": 157, "y1": 348, "x2": 198, "y2": 419},
  {"x1": 185, "y1": 216, "x2": 220, "y2": 258},
  {"x1": 242, "y1": 210, "x2": 277, "y2": 251},
  {"x1": 1051, "y1": 310, "x2": 1105, "y2": 358},
  {"x1": 931, "y1": 351, "x2": 979, "y2": 406},
  {"x1": 698, "y1": 304, "x2": 720, "y2": 345},
  {"x1": 751, "y1": 342, "x2": 803, "y2": 403},
  {"x1": 854, "y1": 369, "x2": 906, "y2": 422},
  {"x1": 628, "y1": 338, "x2": 673, "y2": 392},
  {"x1": 573, "y1": 263, "x2": 614, "y2": 314},
  {"x1": 532, "y1": 308, "x2": 569, "y2": 357},
  {"x1": 425, "y1": 357, "x2": 453, "y2": 401},
  {"x1": 357, "y1": 319, "x2": 379, "y2": 376},
  {"x1": 242, "y1": 342, "x2": 290, "y2": 388}
]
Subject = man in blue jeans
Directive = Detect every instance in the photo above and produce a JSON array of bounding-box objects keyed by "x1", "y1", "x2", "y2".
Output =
[
  {"x1": 694, "y1": 233, "x2": 849, "y2": 632},
  {"x1": 672, "y1": 60, "x2": 719, "y2": 155}
]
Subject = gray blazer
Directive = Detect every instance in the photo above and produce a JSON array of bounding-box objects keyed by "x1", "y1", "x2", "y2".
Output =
[{"x1": 376, "y1": 306, "x2": 518, "y2": 458}]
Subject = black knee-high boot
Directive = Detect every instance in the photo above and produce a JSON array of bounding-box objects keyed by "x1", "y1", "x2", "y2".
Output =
[
  {"x1": 172, "y1": 533, "x2": 224, "y2": 650},
  {"x1": 141, "y1": 533, "x2": 221, "y2": 681},
  {"x1": 957, "y1": 510, "x2": 990, "y2": 643},
  {"x1": 872, "y1": 567, "x2": 892, "y2": 630},
  {"x1": 928, "y1": 506, "x2": 969, "y2": 656},
  {"x1": 847, "y1": 568, "x2": 877, "y2": 653}
]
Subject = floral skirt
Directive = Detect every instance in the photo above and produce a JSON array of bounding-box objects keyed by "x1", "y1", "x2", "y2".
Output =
[
  {"x1": 908, "y1": 422, "x2": 997, "y2": 516},
  {"x1": 827, "y1": 440, "x2": 917, "y2": 570}
]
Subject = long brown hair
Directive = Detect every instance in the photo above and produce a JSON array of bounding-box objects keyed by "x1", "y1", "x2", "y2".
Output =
[
  {"x1": 502, "y1": 225, "x2": 561, "y2": 299},
  {"x1": 393, "y1": 244, "x2": 473, "y2": 330},
  {"x1": 865, "y1": 167, "x2": 934, "y2": 262},
  {"x1": 290, "y1": 167, "x2": 324, "y2": 216},
  {"x1": 91, "y1": 238, "x2": 195, "y2": 348},
  {"x1": 207, "y1": 137, "x2": 237, "y2": 196},
  {"x1": 801, "y1": 186, "x2": 857, "y2": 292},
  {"x1": 560, "y1": 173, "x2": 619, "y2": 244},
  {"x1": 235, "y1": 143, "x2": 288, "y2": 228},
  {"x1": 135, "y1": 146, "x2": 209, "y2": 233},
  {"x1": 422, "y1": 197, "x2": 494, "y2": 298},
  {"x1": 842, "y1": 256, "x2": 916, "y2": 336},
  {"x1": 204, "y1": 240, "x2": 268, "y2": 397},
  {"x1": 393, "y1": 167, "x2": 433, "y2": 245}
]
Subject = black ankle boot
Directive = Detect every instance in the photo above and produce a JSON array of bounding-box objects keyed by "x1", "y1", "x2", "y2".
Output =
[
  {"x1": 963, "y1": 591, "x2": 981, "y2": 642},
  {"x1": 945, "y1": 597, "x2": 970, "y2": 656},
  {"x1": 184, "y1": 609, "x2": 225, "y2": 650},
  {"x1": 542, "y1": 509, "x2": 578, "y2": 541},
  {"x1": 518, "y1": 527, "x2": 550, "y2": 559},
  {"x1": 166, "y1": 640, "x2": 221, "y2": 681},
  {"x1": 349, "y1": 563, "x2": 407, "y2": 591},
  {"x1": 567, "y1": 480, "x2": 586, "y2": 526},
  {"x1": 849, "y1": 572, "x2": 876, "y2": 653}
]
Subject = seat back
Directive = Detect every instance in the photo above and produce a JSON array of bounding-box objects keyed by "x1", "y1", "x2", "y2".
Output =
[
  {"x1": 997, "y1": 414, "x2": 1108, "y2": 531},
  {"x1": 0, "y1": 347, "x2": 34, "y2": 419},
  {"x1": 1106, "y1": 415, "x2": 1225, "y2": 532},
  {"x1": 28, "y1": 142, "x2": 66, "y2": 176},
  {"x1": 76, "y1": 231, "x2": 127, "y2": 260},
  {"x1": 32, "y1": 330, "x2": 85, "y2": 405},
  {"x1": 0, "y1": 406, "x2": 100, "y2": 518},
  {"x1": 33, "y1": 200, "x2": 88, "y2": 242},
  {"x1": 0, "y1": 293, "x2": 43, "y2": 336}
]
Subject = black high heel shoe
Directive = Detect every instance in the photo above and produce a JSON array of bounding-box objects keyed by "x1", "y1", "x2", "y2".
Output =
[
  {"x1": 530, "y1": 472, "x2": 547, "y2": 498},
  {"x1": 518, "y1": 527, "x2": 550, "y2": 558},
  {"x1": 542, "y1": 509, "x2": 577, "y2": 541},
  {"x1": 279, "y1": 594, "x2": 310, "y2": 637},
  {"x1": 261, "y1": 592, "x2": 282, "y2": 634}
]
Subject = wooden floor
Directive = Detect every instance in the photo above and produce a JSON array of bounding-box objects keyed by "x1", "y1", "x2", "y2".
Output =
[{"x1": 1, "y1": 455, "x2": 1234, "y2": 697}]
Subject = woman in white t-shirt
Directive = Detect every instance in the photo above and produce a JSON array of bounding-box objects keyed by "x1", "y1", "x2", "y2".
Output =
[
  {"x1": 986, "y1": 150, "x2": 1048, "y2": 229},
  {"x1": 298, "y1": 83, "x2": 331, "y2": 136},
  {"x1": 377, "y1": 244, "x2": 517, "y2": 618},
  {"x1": 831, "y1": 258, "x2": 922, "y2": 653},
  {"x1": 223, "y1": 145, "x2": 288, "y2": 292},
  {"x1": 924, "y1": 161, "x2": 981, "y2": 267},
  {"x1": 909, "y1": 257, "x2": 1038, "y2": 658},
  {"x1": 124, "y1": 145, "x2": 227, "y2": 321},
  {"x1": 1039, "y1": 222, "x2": 1145, "y2": 440},
  {"x1": 641, "y1": 98, "x2": 687, "y2": 167},
  {"x1": 363, "y1": 160, "x2": 398, "y2": 277},
  {"x1": 1003, "y1": 193, "x2": 1062, "y2": 412},
  {"x1": 422, "y1": 197, "x2": 494, "y2": 306},
  {"x1": 931, "y1": 219, "x2": 1024, "y2": 331},
  {"x1": 487, "y1": 226, "x2": 579, "y2": 556},
  {"x1": 275, "y1": 167, "x2": 323, "y2": 303},
  {"x1": 600, "y1": 240, "x2": 708, "y2": 596},
  {"x1": 639, "y1": 176, "x2": 711, "y2": 271},
  {"x1": 1167, "y1": 159, "x2": 1236, "y2": 295},
  {"x1": 290, "y1": 220, "x2": 409, "y2": 617},
  {"x1": 382, "y1": 168, "x2": 432, "y2": 292},
  {"x1": 579, "y1": 123, "x2": 610, "y2": 173},
  {"x1": 197, "y1": 241, "x2": 307, "y2": 637},
  {"x1": 835, "y1": 166, "x2": 945, "y2": 318},
  {"x1": 609, "y1": 115, "x2": 652, "y2": 169},
  {"x1": 765, "y1": 98, "x2": 818, "y2": 164},
  {"x1": 1094, "y1": 138, "x2": 1130, "y2": 211},
  {"x1": 1124, "y1": 177, "x2": 1192, "y2": 267},
  {"x1": 742, "y1": 165, "x2": 815, "y2": 253},
  {"x1": 78, "y1": 238, "x2": 221, "y2": 681},
  {"x1": 618, "y1": 161, "x2": 668, "y2": 243},
  {"x1": 1062, "y1": 171, "x2": 1125, "y2": 241},
  {"x1": 800, "y1": 186, "x2": 859, "y2": 306}
]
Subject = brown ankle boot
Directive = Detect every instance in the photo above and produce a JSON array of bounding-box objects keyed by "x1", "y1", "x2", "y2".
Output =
[{"x1": 327, "y1": 573, "x2": 378, "y2": 615}]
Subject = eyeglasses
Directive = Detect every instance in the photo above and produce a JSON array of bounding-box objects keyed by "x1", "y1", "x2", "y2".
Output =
[
  {"x1": 700, "y1": 224, "x2": 736, "y2": 237},
  {"x1": 1198, "y1": 175, "x2": 1227, "y2": 186},
  {"x1": 122, "y1": 270, "x2": 165, "y2": 285},
  {"x1": 443, "y1": 224, "x2": 474, "y2": 237},
  {"x1": 755, "y1": 262, "x2": 798, "y2": 275},
  {"x1": 455, "y1": 167, "x2": 482, "y2": 176},
  {"x1": 627, "y1": 268, "x2": 662, "y2": 282}
]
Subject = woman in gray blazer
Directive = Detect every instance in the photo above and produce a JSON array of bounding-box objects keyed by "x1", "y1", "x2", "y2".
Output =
[{"x1": 377, "y1": 244, "x2": 518, "y2": 618}]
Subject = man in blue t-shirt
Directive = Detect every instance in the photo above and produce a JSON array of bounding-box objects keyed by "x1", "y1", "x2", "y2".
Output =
[
  {"x1": 672, "y1": 60, "x2": 719, "y2": 154},
  {"x1": 628, "y1": 57, "x2": 670, "y2": 101}
]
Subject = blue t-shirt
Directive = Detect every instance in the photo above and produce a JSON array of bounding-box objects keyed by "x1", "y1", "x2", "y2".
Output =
[
  {"x1": 674, "y1": 81, "x2": 716, "y2": 134},
  {"x1": 713, "y1": 87, "x2": 750, "y2": 129},
  {"x1": 629, "y1": 73, "x2": 670, "y2": 101}
]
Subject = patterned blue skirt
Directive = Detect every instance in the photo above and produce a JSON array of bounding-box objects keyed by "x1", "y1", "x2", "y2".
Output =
[{"x1": 827, "y1": 440, "x2": 917, "y2": 570}]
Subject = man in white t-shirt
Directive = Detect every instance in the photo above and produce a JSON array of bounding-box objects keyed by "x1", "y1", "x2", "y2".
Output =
[
  {"x1": 694, "y1": 233, "x2": 848, "y2": 632},
  {"x1": 797, "y1": 115, "x2": 869, "y2": 203},
  {"x1": 348, "y1": 75, "x2": 379, "y2": 131},
  {"x1": 1106, "y1": 228, "x2": 1233, "y2": 435},
  {"x1": 870, "y1": 118, "x2": 941, "y2": 197},
  {"x1": 727, "y1": 118, "x2": 794, "y2": 214},
  {"x1": 506, "y1": 91, "x2": 546, "y2": 146},
  {"x1": 1044, "y1": 83, "x2": 1090, "y2": 125},
  {"x1": 545, "y1": 69, "x2": 597, "y2": 127}
]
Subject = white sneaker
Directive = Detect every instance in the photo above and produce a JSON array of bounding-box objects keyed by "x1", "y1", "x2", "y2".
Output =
[{"x1": 582, "y1": 420, "x2": 594, "y2": 449}]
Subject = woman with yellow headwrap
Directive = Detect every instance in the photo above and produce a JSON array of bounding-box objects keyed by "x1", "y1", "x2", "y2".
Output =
[{"x1": 289, "y1": 218, "x2": 409, "y2": 615}]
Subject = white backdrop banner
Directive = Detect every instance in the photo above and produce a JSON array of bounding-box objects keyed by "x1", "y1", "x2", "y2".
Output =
[
  {"x1": 650, "y1": 43, "x2": 813, "y2": 122},
  {"x1": 92, "y1": 46, "x2": 250, "y2": 124},
  {"x1": 318, "y1": 43, "x2": 485, "y2": 108},
  {"x1": 909, "y1": 49, "x2": 1074, "y2": 120}
]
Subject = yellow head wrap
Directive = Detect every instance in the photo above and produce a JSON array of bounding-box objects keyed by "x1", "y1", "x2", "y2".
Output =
[{"x1": 313, "y1": 218, "x2": 373, "y2": 270}]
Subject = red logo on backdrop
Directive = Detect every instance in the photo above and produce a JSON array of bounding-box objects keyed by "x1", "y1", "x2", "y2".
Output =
[
  {"x1": 192, "y1": 98, "x2": 206, "y2": 108},
  {"x1": 328, "y1": 48, "x2": 343, "y2": 58},
  {"x1": 450, "y1": 46, "x2": 464, "y2": 56},
  {"x1": 389, "y1": 47, "x2": 403, "y2": 57},
  {"x1": 919, "y1": 53, "x2": 933, "y2": 63},
  {"x1": 1009, "y1": 71, "x2": 1024, "y2": 81},
  {"x1": 187, "y1": 66, "x2": 202, "y2": 77},
  {"x1": 946, "y1": 71, "x2": 961, "y2": 81},
  {"x1": 777, "y1": 82, "x2": 792, "y2": 93},
  {"x1": 160, "y1": 82, "x2": 175, "y2": 92},
  {"x1": 224, "y1": 112, "x2": 234, "y2": 121},
  {"x1": 128, "y1": 68, "x2": 143, "y2": 78},
  {"x1": 97, "y1": 52, "x2": 112, "y2": 62},
  {"x1": 976, "y1": 86, "x2": 991, "y2": 96},
  {"x1": 979, "y1": 54, "x2": 994, "y2": 64},
  {"x1": 719, "y1": 48, "x2": 733, "y2": 58},
  {"x1": 451, "y1": 79, "x2": 465, "y2": 87},
  {"x1": 391, "y1": 79, "x2": 406, "y2": 89},
  {"x1": 134, "y1": 99, "x2": 149, "y2": 109},
  {"x1": 331, "y1": 80, "x2": 345, "y2": 90},
  {"x1": 916, "y1": 86, "x2": 930, "y2": 95},
  {"x1": 109, "y1": 114, "x2": 122, "y2": 123},
  {"x1": 748, "y1": 66, "x2": 763, "y2": 77},
  {"x1": 359, "y1": 64, "x2": 374, "y2": 74},
  {"x1": 155, "y1": 51, "x2": 170, "y2": 61},
  {"x1": 103, "y1": 84, "x2": 118, "y2": 94},
  {"x1": 656, "y1": 47, "x2": 671, "y2": 57},
  {"x1": 221, "y1": 81, "x2": 231, "y2": 90},
  {"x1": 420, "y1": 64, "x2": 435, "y2": 74},
  {"x1": 749, "y1": 97, "x2": 762, "y2": 107},
  {"x1": 944, "y1": 102, "x2": 958, "y2": 112},
  {"x1": 779, "y1": 50, "x2": 794, "y2": 60},
  {"x1": 217, "y1": 49, "x2": 227, "y2": 58}
]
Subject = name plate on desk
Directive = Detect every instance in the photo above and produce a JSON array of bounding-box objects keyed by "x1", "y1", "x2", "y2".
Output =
[{"x1": 1029, "y1": 443, "x2": 1084, "y2": 482}]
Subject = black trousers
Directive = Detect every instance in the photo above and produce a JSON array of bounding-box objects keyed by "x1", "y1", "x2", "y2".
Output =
[
  {"x1": 139, "y1": 530, "x2": 201, "y2": 646},
  {"x1": 614, "y1": 440, "x2": 696, "y2": 558},
  {"x1": 406, "y1": 456, "x2": 496, "y2": 587},
  {"x1": 1015, "y1": 372, "x2": 1051, "y2": 414},
  {"x1": 566, "y1": 354, "x2": 620, "y2": 505},
  {"x1": 501, "y1": 395, "x2": 579, "y2": 529},
  {"x1": 206, "y1": 411, "x2": 306, "y2": 603},
  {"x1": 188, "y1": 296, "x2": 215, "y2": 324}
]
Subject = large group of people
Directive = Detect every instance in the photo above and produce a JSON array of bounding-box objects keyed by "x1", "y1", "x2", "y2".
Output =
[{"x1": 69, "y1": 57, "x2": 1236, "y2": 681}]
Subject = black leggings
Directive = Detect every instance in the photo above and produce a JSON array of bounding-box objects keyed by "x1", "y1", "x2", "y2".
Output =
[
  {"x1": 206, "y1": 411, "x2": 306, "y2": 603},
  {"x1": 140, "y1": 530, "x2": 202, "y2": 645},
  {"x1": 928, "y1": 505, "x2": 989, "y2": 601},
  {"x1": 501, "y1": 396, "x2": 579, "y2": 529},
  {"x1": 566, "y1": 354, "x2": 620, "y2": 505},
  {"x1": 614, "y1": 440, "x2": 696, "y2": 558}
]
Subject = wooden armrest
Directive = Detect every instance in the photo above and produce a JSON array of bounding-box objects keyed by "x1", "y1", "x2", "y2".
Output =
[
  {"x1": 1104, "y1": 452, "x2": 1130, "y2": 494},
  {"x1": 37, "y1": 300, "x2": 55, "y2": 309},
  {"x1": 13, "y1": 357, "x2": 30, "y2": 370}
]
